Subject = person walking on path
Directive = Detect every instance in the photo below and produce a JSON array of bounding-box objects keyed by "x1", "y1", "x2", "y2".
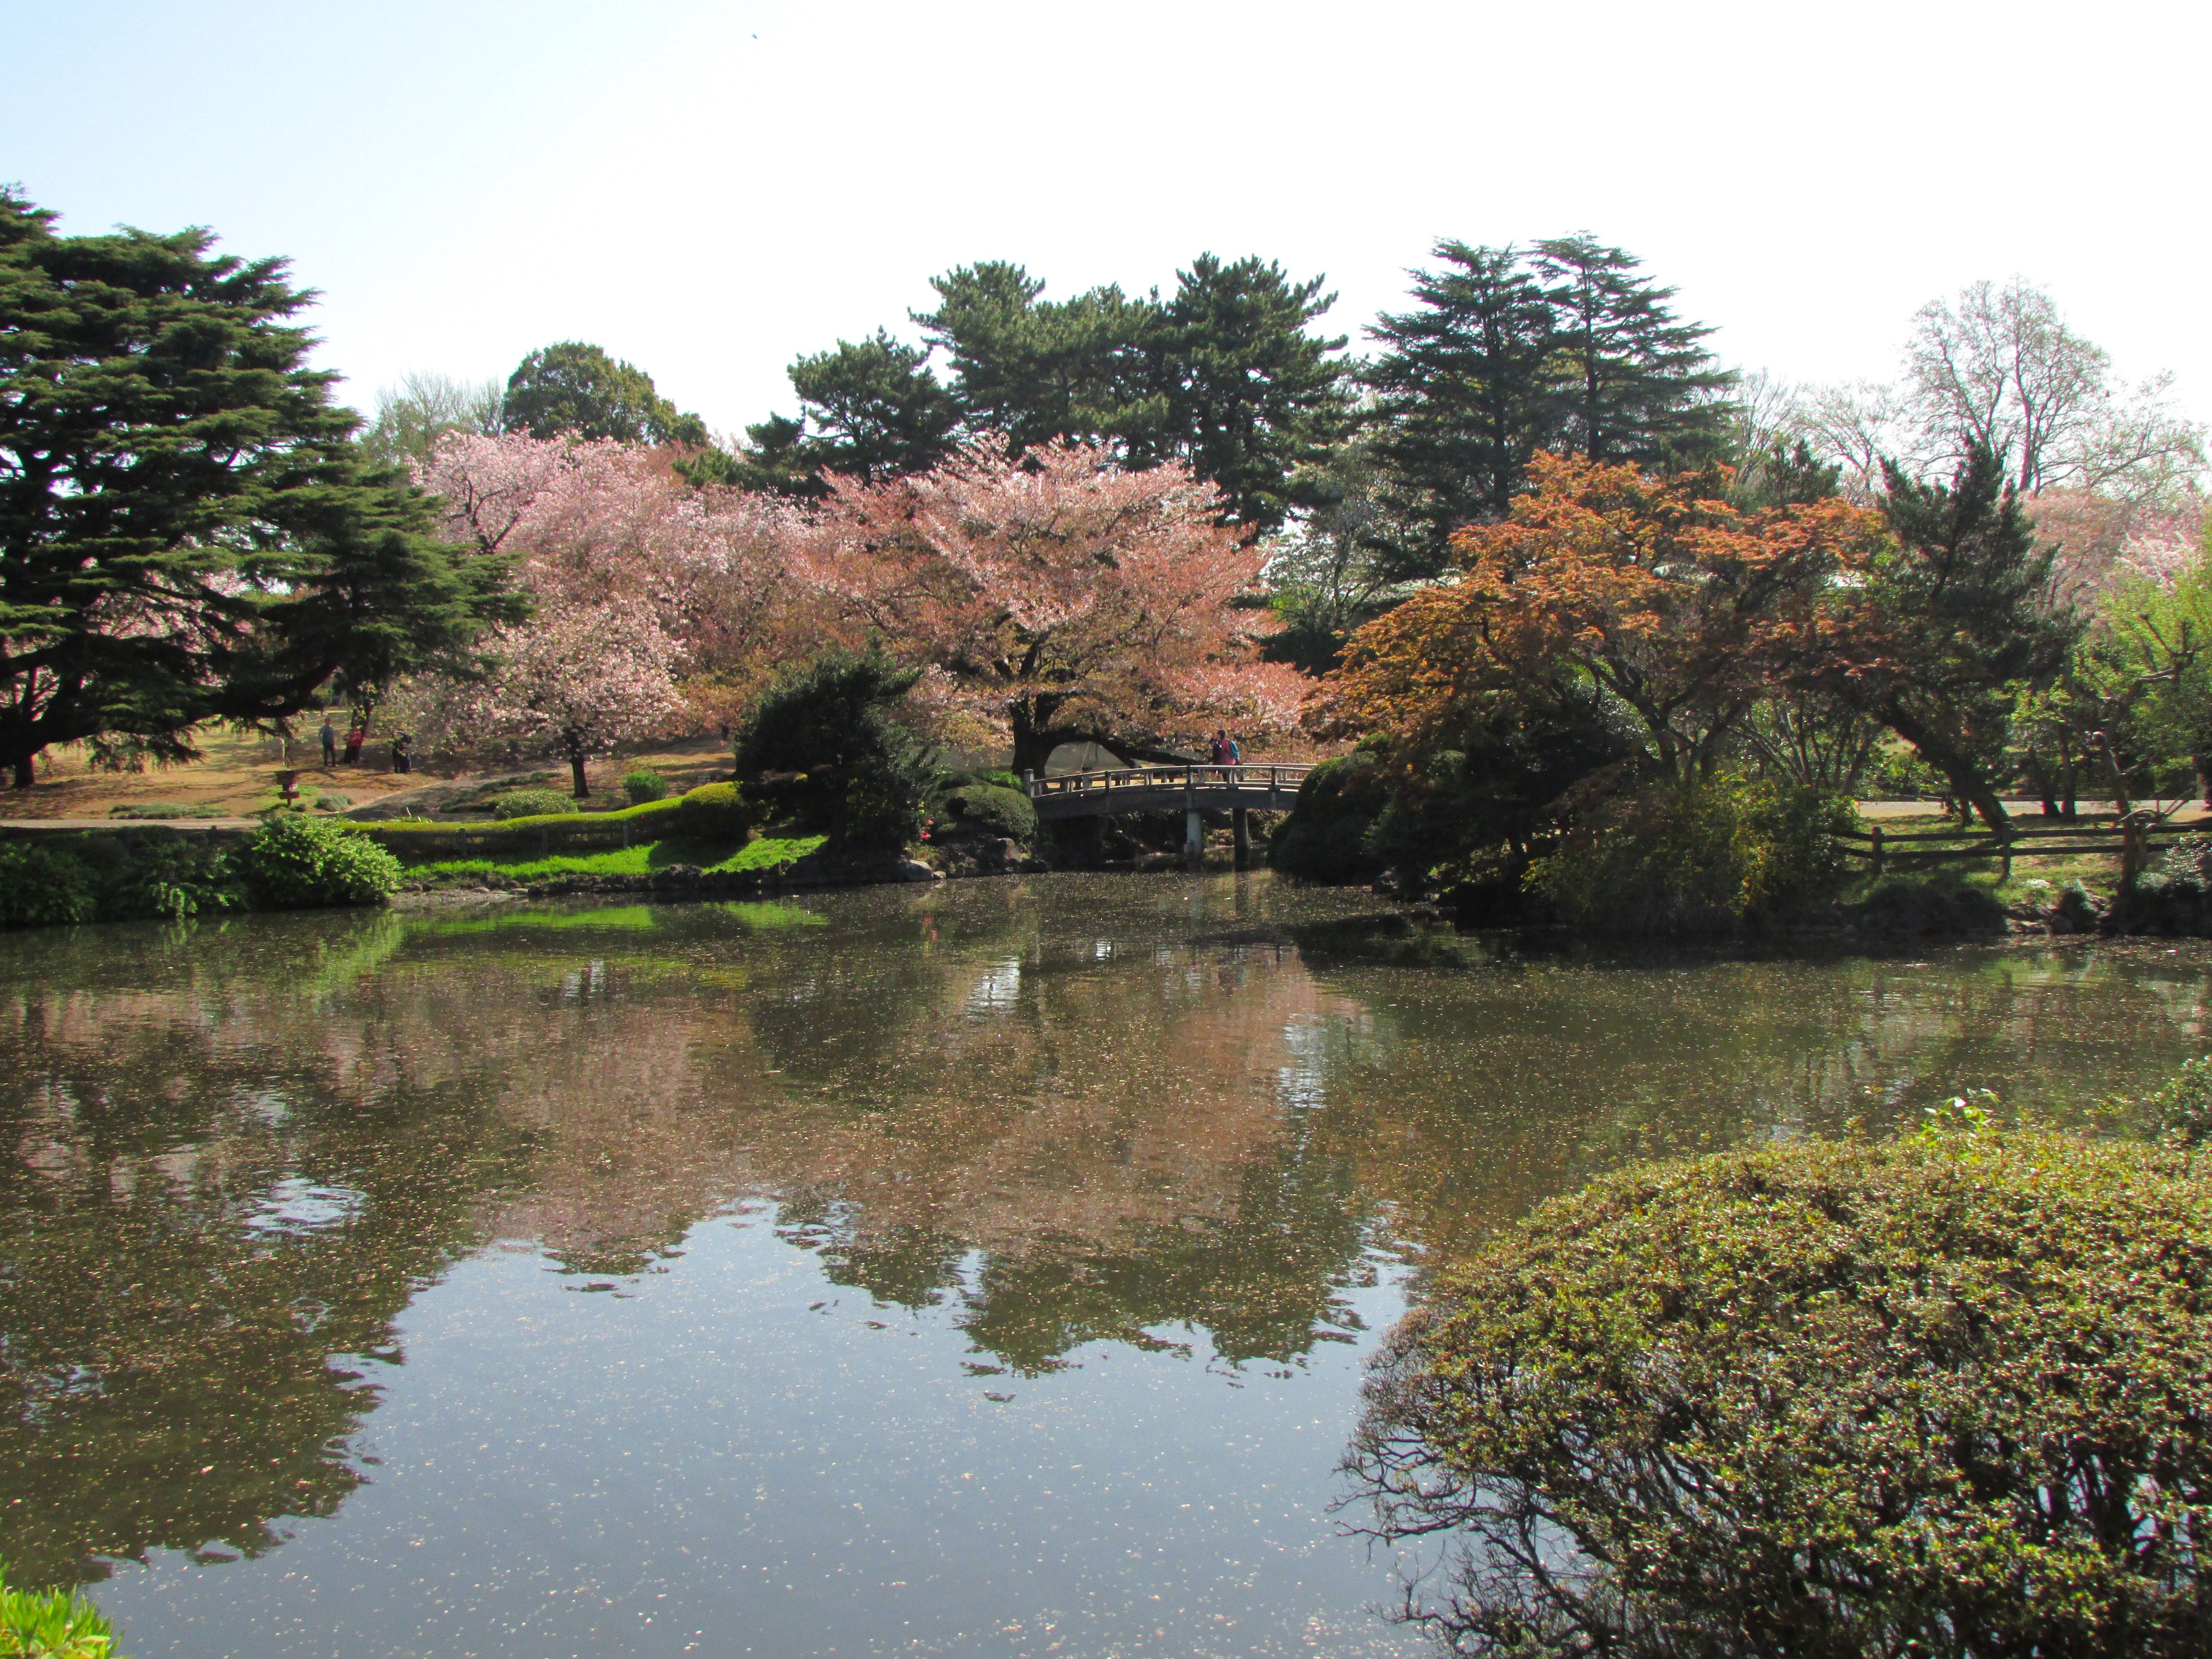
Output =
[
  {"x1": 391, "y1": 732, "x2": 413, "y2": 775},
  {"x1": 319, "y1": 717, "x2": 337, "y2": 768},
  {"x1": 344, "y1": 726, "x2": 364, "y2": 766}
]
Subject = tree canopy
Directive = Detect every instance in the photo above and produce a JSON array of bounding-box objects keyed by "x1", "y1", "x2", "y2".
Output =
[
  {"x1": 502, "y1": 341, "x2": 708, "y2": 447},
  {"x1": 0, "y1": 188, "x2": 516, "y2": 786}
]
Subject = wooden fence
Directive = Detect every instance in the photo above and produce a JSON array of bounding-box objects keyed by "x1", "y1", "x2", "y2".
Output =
[{"x1": 1836, "y1": 811, "x2": 2200, "y2": 880}]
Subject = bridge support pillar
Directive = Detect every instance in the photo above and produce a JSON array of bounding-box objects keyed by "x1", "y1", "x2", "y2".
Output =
[
  {"x1": 1185, "y1": 807, "x2": 1203, "y2": 869},
  {"x1": 1232, "y1": 806, "x2": 1250, "y2": 869}
]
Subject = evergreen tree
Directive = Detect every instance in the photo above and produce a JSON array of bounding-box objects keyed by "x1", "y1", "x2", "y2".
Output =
[
  {"x1": 732, "y1": 331, "x2": 960, "y2": 495},
  {"x1": 1361, "y1": 240, "x2": 1559, "y2": 580},
  {"x1": 502, "y1": 341, "x2": 708, "y2": 446},
  {"x1": 1533, "y1": 234, "x2": 1733, "y2": 466},
  {"x1": 912, "y1": 262, "x2": 1167, "y2": 457},
  {"x1": 1823, "y1": 441, "x2": 2079, "y2": 828},
  {"x1": 0, "y1": 189, "x2": 518, "y2": 787},
  {"x1": 1161, "y1": 254, "x2": 1351, "y2": 532}
]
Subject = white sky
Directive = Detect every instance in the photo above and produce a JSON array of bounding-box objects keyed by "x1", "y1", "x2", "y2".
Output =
[{"x1": 8, "y1": 0, "x2": 2207, "y2": 441}]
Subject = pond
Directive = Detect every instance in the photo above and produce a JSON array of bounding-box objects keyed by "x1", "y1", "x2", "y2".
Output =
[{"x1": 4, "y1": 874, "x2": 2210, "y2": 1658}]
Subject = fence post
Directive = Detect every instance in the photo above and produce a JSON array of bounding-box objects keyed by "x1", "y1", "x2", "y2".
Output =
[{"x1": 1871, "y1": 823, "x2": 1885, "y2": 877}]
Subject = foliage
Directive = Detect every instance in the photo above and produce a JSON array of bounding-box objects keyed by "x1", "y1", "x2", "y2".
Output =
[
  {"x1": 501, "y1": 342, "x2": 706, "y2": 447},
  {"x1": 1260, "y1": 437, "x2": 1414, "y2": 673},
  {"x1": 1359, "y1": 238, "x2": 1733, "y2": 580},
  {"x1": 237, "y1": 814, "x2": 402, "y2": 908},
  {"x1": 733, "y1": 655, "x2": 940, "y2": 848},
  {"x1": 488, "y1": 788, "x2": 574, "y2": 820},
  {"x1": 1346, "y1": 1131, "x2": 2212, "y2": 1659},
  {"x1": 674, "y1": 781, "x2": 760, "y2": 841},
  {"x1": 359, "y1": 371, "x2": 504, "y2": 473},
  {"x1": 312, "y1": 791, "x2": 350, "y2": 812},
  {"x1": 728, "y1": 330, "x2": 960, "y2": 493},
  {"x1": 402, "y1": 433, "x2": 799, "y2": 786},
  {"x1": 939, "y1": 782, "x2": 1036, "y2": 845},
  {"x1": 1526, "y1": 776, "x2": 1854, "y2": 934},
  {"x1": 0, "y1": 187, "x2": 518, "y2": 789},
  {"x1": 622, "y1": 768, "x2": 670, "y2": 804},
  {"x1": 0, "y1": 1564, "x2": 127, "y2": 1658},
  {"x1": 1268, "y1": 752, "x2": 1391, "y2": 882},
  {"x1": 1816, "y1": 443, "x2": 2080, "y2": 828},
  {"x1": 104, "y1": 803, "x2": 225, "y2": 820},
  {"x1": 0, "y1": 830, "x2": 245, "y2": 927},
  {"x1": 750, "y1": 252, "x2": 1349, "y2": 532},
  {"x1": 1323, "y1": 453, "x2": 1885, "y2": 783},
  {"x1": 2129, "y1": 1052, "x2": 2212, "y2": 1149},
  {"x1": 789, "y1": 438, "x2": 1306, "y2": 773}
]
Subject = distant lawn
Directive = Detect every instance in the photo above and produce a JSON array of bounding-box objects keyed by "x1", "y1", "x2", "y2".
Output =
[{"x1": 414, "y1": 833, "x2": 828, "y2": 883}]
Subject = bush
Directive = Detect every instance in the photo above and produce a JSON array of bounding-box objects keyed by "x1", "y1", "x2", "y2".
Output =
[
  {"x1": 675, "y1": 781, "x2": 760, "y2": 842},
  {"x1": 1348, "y1": 1131, "x2": 2212, "y2": 1659},
  {"x1": 238, "y1": 814, "x2": 402, "y2": 909},
  {"x1": 0, "y1": 841, "x2": 99, "y2": 926},
  {"x1": 0, "y1": 1564, "x2": 128, "y2": 1658},
  {"x1": 734, "y1": 653, "x2": 940, "y2": 849},
  {"x1": 623, "y1": 769, "x2": 670, "y2": 805},
  {"x1": 489, "y1": 788, "x2": 575, "y2": 819},
  {"x1": 313, "y1": 791, "x2": 350, "y2": 812},
  {"x1": 0, "y1": 831, "x2": 244, "y2": 927},
  {"x1": 1268, "y1": 752, "x2": 1389, "y2": 882},
  {"x1": 1527, "y1": 776, "x2": 1854, "y2": 934},
  {"x1": 941, "y1": 782, "x2": 1036, "y2": 844}
]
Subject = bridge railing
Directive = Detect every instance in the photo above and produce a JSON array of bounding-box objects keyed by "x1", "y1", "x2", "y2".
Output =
[{"x1": 1023, "y1": 763, "x2": 1315, "y2": 801}]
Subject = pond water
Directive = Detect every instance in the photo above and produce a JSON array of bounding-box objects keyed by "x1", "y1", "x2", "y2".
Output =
[{"x1": 5, "y1": 874, "x2": 2211, "y2": 1658}]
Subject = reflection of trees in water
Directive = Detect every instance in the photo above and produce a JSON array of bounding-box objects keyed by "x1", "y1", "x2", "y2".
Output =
[
  {"x1": 5, "y1": 897, "x2": 2210, "y2": 1588},
  {"x1": 0, "y1": 945, "x2": 539, "y2": 1588}
]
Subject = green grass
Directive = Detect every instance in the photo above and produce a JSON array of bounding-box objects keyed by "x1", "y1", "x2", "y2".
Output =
[{"x1": 414, "y1": 833, "x2": 828, "y2": 883}]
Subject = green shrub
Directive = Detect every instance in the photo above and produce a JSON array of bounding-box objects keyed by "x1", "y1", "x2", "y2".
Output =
[
  {"x1": 0, "y1": 842, "x2": 99, "y2": 926},
  {"x1": 489, "y1": 788, "x2": 575, "y2": 819},
  {"x1": 0, "y1": 1565, "x2": 128, "y2": 1658},
  {"x1": 313, "y1": 791, "x2": 350, "y2": 812},
  {"x1": 1527, "y1": 776, "x2": 1854, "y2": 933},
  {"x1": 1268, "y1": 752, "x2": 1388, "y2": 882},
  {"x1": 623, "y1": 768, "x2": 670, "y2": 804},
  {"x1": 941, "y1": 782, "x2": 1036, "y2": 844},
  {"x1": 1348, "y1": 1131, "x2": 2212, "y2": 1659},
  {"x1": 734, "y1": 653, "x2": 940, "y2": 848},
  {"x1": 675, "y1": 781, "x2": 760, "y2": 842},
  {"x1": 238, "y1": 814, "x2": 402, "y2": 908},
  {"x1": 0, "y1": 832, "x2": 244, "y2": 926},
  {"x1": 2128, "y1": 1052, "x2": 2212, "y2": 1149}
]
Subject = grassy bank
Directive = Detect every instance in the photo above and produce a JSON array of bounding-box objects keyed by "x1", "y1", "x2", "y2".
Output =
[{"x1": 407, "y1": 832, "x2": 827, "y2": 885}]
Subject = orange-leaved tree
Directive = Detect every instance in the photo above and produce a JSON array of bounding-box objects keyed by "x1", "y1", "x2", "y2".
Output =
[
  {"x1": 1320, "y1": 453, "x2": 1888, "y2": 783},
  {"x1": 786, "y1": 437, "x2": 1309, "y2": 773}
]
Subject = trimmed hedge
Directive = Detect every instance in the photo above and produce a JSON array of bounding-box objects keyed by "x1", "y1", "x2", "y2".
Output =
[
  {"x1": 364, "y1": 797, "x2": 683, "y2": 859},
  {"x1": 1348, "y1": 1130, "x2": 2212, "y2": 1658},
  {"x1": 490, "y1": 787, "x2": 575, "y2": 819},
  {"x1": 623, "y1": 769, "x2": 670, "y2": 804},
  {"x1": 941, "y1": 782, "x2": 1036, "y2": 844},
  {"x1": 675, "y1": 781, "x2": 760, "y2": 841}
]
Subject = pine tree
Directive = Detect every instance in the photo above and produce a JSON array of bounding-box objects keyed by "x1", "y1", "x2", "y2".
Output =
[
  {"x1": 1361, "y1": 241, "x2": 1558, "y2": 581},
  {"x1": 0, "y1": 189, "x2": 518, "y2": 787},
  {"x1": 1533, "y1": 235, "x2": 1733, "y2": 467},
  {"x1": 912, "y1": 262, "x2": 1166, "y2": 457},
  {"x1": 1161, "y1": 254, "x2": 1350, "y2": 533}
]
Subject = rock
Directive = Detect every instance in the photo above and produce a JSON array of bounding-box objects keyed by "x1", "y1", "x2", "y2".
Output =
[{"x1": 894, "y1": 859, "x2": 939, "y2": 883}]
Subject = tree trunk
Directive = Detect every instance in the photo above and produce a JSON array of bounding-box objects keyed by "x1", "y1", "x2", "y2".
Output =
[
  {"x1": 12, "y1": 754, "x2": 32, "y2": 790},
  {"x1": 1881, "y1": 706, "x2": 2010, "y2": 832},
  {"x1": 565, "y1": 733, "x2": 590, "y2": 798}
]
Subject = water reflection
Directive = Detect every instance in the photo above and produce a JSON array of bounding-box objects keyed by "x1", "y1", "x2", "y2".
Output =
[{"x1": 2, "y1": 878, "x2": 2208, "y2": 1648}]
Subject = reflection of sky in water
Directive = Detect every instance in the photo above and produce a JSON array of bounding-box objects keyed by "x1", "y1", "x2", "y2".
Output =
[
  {"x1": 96, "y1": 1210, "x2": 1427, "y2": 1659},
  {"x1": 244, "y1": 1178, "x2": 367, "y2": 1239},
  {"x1": 964, "y1": 956, "x2": 1022, "y2": 1016}
]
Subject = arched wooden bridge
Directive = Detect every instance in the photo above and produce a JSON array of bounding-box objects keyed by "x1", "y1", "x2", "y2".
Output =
[{"x1": 1023, "y1": 764, "x2": 1314, "y2": 820}]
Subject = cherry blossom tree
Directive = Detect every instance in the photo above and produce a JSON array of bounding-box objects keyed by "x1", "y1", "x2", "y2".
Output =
[
  {"x1": 401, "y1": 433, "x2": 804, "y2": 787},
  {"x1": 786, "y1": 438, "x2": 1306, "y2": 773}
]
